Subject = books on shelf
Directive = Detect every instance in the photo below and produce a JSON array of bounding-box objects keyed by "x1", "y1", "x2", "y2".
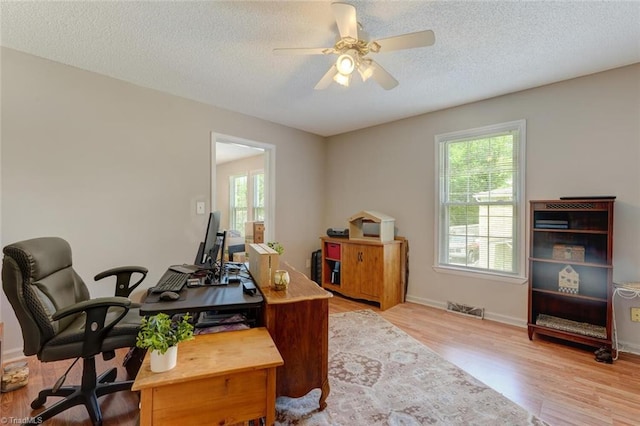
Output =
[{"x1": 535, "y1": 219, "x2": 568, "y2": 229}]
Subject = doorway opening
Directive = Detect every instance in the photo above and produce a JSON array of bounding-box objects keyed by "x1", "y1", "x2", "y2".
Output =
[{"x1": 211, "y1": 133, "x2": 275, "y2": 243}]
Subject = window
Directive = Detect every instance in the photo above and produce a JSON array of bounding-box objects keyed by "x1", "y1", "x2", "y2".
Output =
[
  {"x1": 252, "y1": 172, "x2": 265, "y2": 222},
  {"x1": 229, "y1": 170, "x2": 264, "y2": 235},
  {"x1": 435, "y1": 120, "x2": 525, "y2": 277}
]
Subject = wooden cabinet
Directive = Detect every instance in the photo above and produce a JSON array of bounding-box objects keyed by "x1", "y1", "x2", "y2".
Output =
[
  {"x1": 259, "y1": 263, "x2": 332, "y2": 411},
  {"x1": 321, "y1": 237, "x2": 403, "y2": 310},
  {"x1": 133, "y1": 328, "x2": 283, "y2": 426},
  {"x1": 527, "y1": 199, "x2": 614, "y2": 350}
]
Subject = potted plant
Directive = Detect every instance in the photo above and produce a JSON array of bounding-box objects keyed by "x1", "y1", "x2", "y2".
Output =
[
  {"x1": 267, "y1": 241, "x2": 284, "y2": 256},
  {"x1": 136, "y1": 313, "x2": 194, "y2": 372}
]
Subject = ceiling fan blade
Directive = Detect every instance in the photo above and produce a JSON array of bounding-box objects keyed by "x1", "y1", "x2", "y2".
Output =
[
  {"x1": 314, "y1": 65, "x2": 338, "y2": 90},
  {"x1": 273, "y1": 47, "x2": 332, "y2": 56},
  {"x1": 370, "y1": 60, "x2": 399, "y2": 90},
  {"x1": 332, "y1": 2, "x2": 358, "y2": 40},
  {"x1": 373, "y1": 30, "x2": 435, "y2": 53}
]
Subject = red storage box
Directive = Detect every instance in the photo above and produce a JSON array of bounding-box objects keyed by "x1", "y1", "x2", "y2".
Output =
[{"x1": 326, "y1": 243, "x2": 341, "y2": 259}]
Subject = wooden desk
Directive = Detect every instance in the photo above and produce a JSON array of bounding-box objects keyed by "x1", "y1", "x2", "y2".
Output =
[
  {"x1": 132, "y1": 328, "x2": 283, "y2": 426},
  {"x1": 258, "y1": 263, "x2": 332, "y2": 410}
]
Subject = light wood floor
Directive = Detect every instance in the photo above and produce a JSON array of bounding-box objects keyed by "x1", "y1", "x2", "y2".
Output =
[{"x1": 2, "y1": 296, "x2": 639, "y2": 425}]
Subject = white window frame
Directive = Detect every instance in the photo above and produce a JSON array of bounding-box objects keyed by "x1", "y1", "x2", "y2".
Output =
[
  {"x1": 434, "y1": 119, "x2": 527, "y2": 283},
  {"x1": 229, "y1": 174, "x2": 249, "y2": 235},
  {"x1": 229, "y1": 169, "x2": 265, "y2": 236},
  {"x1": 251, "y1": 170, "x2": 265, "y2": 222}
]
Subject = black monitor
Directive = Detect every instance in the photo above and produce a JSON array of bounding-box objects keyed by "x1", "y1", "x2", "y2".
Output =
[
  {"x1": 216, "y1": 230, "x2": 228, "y2": 283},
  {"x1": 196, "y1": 211, "x2": 221, "y2": 269},
  {"x1": 195, "y1": 212, "x2": 229, "y2": 283}
]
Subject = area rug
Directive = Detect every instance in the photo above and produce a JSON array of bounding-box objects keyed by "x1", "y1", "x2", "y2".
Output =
[{"x1": 275, "y1": 309, "x2": 549, "y2": 425}]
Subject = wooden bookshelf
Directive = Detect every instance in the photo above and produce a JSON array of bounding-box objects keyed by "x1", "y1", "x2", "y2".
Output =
[{"x1": 527, "y1": 199, "x2": 614, "y2": 349}]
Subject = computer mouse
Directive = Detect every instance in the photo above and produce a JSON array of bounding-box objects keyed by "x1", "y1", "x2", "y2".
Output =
[{"x1": 159, "y1": 291, "x2": 180, "y2": 301}]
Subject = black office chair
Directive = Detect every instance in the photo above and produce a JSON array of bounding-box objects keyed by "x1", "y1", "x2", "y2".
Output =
[
  {"x1": 2, "y1": 237, "x2": 147, "y2": 425},
  {"x1": 95, "y1": 265, "x2": 147, "y2": 298}
]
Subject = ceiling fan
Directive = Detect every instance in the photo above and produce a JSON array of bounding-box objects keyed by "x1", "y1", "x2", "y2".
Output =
[{"x1": 273, "y1": 2, "x2": 435, "y2": 90}]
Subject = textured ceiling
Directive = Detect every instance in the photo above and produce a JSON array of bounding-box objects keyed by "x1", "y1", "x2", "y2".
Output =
[{"x1": 1, "y1": 1, "x2": 639, "y2": 137}]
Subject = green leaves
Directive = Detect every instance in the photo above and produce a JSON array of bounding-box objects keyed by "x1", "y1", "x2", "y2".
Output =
[
  {"x1": 267, "y1": 241, "x2": 284, "y2": 255},
  {"x1": 136, "y1": 313, "x2": 194, "y2": 355}
]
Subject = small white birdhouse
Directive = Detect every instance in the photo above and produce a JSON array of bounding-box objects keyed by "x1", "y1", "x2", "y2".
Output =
[
  {"x1": 348, "y1": 211, "x2": 395, "y2": 243},
  {"x1": 558, "y1": 265, "x2": 580, "y2": 294}
]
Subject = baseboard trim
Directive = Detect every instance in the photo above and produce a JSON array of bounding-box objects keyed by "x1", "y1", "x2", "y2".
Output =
[
  {"x1": 405, "y1": 295, "x2": 640, "y2": 355},
  {"x1": 484, "y1": 311, "x2": 527, "y2": 328},
  {"x1": 616, "y1": 340, "x2": 640, "y2": 356},
  {"x1": 3, "y1": 347, "x2": 27, "y2": 364},
  {"x1": 405, "y1": 295, "x2": 445, "y2": 310},
  {"x1": 406, "y1": 295, "x2": 526, "y2": 328}
]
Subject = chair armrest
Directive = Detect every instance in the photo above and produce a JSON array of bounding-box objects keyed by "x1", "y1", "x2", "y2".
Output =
[
  {"x1": 52, "y1": 297, "x2": 139, "y2": 358},
  {"x1": 94, "y1": 266, "x2": 148, "y2": 280},
  {"x1": 94, "y1": 266, "x2": 148, "y2": 298},
  {"x1": 52, "y1": 296, "x2": 133, "y2": 321}
]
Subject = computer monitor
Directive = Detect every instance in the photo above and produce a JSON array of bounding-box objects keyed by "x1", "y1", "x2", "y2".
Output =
[
  {"x1": 217, "y1": 230, "x2": 228, "y2": 282},
  {"x1": 196, "y1": 211, "x2": 221, "y2": 269}
]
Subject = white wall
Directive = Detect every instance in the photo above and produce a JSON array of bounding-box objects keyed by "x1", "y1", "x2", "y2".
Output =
[
  {"x1": 325, "y1": 64, "x2": 640, "y2": 352},
  {"x1": 0, "y1": 47, "x2": 326, "y2": 359}
]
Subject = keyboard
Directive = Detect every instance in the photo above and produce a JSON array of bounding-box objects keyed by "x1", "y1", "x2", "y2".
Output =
[{"x1": 151, "y1": 270, "x2": 189, "y2": 293}]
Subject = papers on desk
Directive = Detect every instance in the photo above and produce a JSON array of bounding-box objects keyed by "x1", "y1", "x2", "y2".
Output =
[
  {"x1": 196, "y1": 312, "x2": 247, "y2": 327},
  {"x1": 195, "y1": 323, "x2": 250, "y2": 335},
  {"x1": 195, "y1": 312, "x2": 250, "y2": 335}
]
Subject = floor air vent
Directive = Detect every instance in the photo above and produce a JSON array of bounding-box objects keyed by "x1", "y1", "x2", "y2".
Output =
[{"x1": 446, "y1": 301, "x2": 484, "y2": 319}]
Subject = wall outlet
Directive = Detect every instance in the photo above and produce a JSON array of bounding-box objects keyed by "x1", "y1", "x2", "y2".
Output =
[
  {"x1": 631, "y1": 307, "x2": 640, "y2": 322},
  {"x1": 196, "y1": 201, "x2": 206, "y2": 215},
  {"x1": 305, "y1": 259, "x2": 311, "y2": 268}
]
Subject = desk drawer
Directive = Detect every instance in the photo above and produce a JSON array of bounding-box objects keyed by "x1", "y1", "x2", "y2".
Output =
[{"x1": 151, "y1": 370, "x2": 268, "y2": 425}]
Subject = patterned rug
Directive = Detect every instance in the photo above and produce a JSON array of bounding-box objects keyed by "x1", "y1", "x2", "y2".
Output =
[{"x1": 275, "y1": 309, "x2": 549, "y2": 425}]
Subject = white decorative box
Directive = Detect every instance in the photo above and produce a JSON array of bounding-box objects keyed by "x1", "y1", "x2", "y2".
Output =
[{"x1": 248, "y1": 243, "x2": 279, "y2": 288}]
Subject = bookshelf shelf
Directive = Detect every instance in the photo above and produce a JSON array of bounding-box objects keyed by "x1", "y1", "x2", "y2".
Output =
[{"x1": 531, "y1": 288, "x2": 607, "y2": 303}]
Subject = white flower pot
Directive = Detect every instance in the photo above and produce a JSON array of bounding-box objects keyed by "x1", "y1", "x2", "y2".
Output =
[{"x1": 150, "y1": 346, "x2": 178, "y2": 373}]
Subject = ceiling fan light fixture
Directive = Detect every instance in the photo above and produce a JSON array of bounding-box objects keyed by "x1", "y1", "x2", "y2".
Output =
[
  {"x1": 275, "y1": 2, "x2": 436, "y2": 91},
  {"x1": 358, "y1": 60, "x2": 374, "y2": 82},
  {"x1": 333, "y1": 72, "x2": 351, "y2": 87},
  {"x1": 335, "y1": 52, "x2": 356, "y2": 75}
]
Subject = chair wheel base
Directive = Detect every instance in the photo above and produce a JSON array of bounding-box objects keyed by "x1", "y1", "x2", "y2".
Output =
[
  {"x1": 99, "y1": 367, "x2": 117, "y2": 383},
  {"x1": 28, "y1": 361, "x2": 133, "y2": 426},
  {"x1": 31, "y1": 396, "x2": 46, "y2": 409}
]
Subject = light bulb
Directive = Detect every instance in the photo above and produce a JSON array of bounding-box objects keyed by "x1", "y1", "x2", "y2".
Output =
[{"x1": 335, "y1": 53, "x2": 355, "y2": 75}]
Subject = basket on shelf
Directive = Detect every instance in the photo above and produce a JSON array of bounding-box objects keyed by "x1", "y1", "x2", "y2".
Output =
[
  {"x1": 536, "y1": 314, "x2": 606, "y2": 339},
  {"x1": 552, "y1": 244, "x2": 585, "y2": 262}
]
